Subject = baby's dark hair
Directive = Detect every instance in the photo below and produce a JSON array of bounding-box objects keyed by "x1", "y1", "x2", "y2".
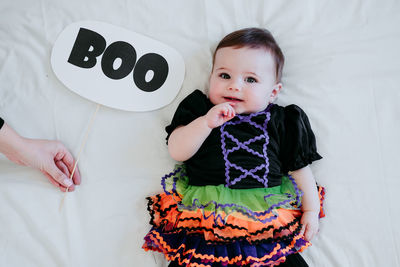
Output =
[{"x1": 213, "y1": 28, "x2": 285, "y2": 83}]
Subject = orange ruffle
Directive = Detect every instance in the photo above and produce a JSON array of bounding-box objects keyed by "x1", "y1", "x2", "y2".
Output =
[{"x1": 148, "y1": 192, "x2": 304, "y2": 243}]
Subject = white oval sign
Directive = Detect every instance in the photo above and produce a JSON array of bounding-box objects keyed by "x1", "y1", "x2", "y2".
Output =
[{"x1": 51, "y1": 21, "x2": 185, "y2": 111}]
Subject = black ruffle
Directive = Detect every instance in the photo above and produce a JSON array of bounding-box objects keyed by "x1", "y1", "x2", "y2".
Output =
[{"x1": 280, "y1": 104, "x2": 322, "y2": 172}]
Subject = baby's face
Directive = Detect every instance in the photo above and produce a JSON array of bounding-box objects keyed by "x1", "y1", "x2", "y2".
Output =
[{"x1": 209, "y1": 46, "x2": 280, "y2": 114}]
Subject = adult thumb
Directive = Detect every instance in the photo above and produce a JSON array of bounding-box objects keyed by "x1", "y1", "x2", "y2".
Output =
[{"x1": 47, "y1": 163, "x2": 73, "y2": 187}]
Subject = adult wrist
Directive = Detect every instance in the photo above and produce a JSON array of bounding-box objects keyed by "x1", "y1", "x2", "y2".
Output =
[
  {"x1": 0, "y1": 123, "x2": 27, "y2": 162},
  {"x1": 0, "y1": 117, "x2": 4, "y2": 130}
]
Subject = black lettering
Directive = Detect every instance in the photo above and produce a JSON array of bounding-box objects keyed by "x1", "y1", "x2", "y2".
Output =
[
  {"x1": 67, "y1": 28, "x2": 106, "y2": 68},
  {"x1": 133, "y1": 53, "x2": 169, "y2": 92},
  {"x1": 101, "y1": 41, "x2": 137, "y2": 80}
]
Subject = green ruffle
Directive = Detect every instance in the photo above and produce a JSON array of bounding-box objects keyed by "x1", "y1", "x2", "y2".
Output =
[{"x1": 163, "y1": 165, "x2": 302, "y2": 214}]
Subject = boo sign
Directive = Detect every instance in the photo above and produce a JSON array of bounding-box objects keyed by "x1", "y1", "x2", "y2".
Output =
[{"x1": 51, "y1": 21, "x2": 185, "y2": 111}]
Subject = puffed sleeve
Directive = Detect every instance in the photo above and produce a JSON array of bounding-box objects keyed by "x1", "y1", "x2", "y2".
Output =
[
  {"x1": 280, "y1": 104, "x2": 322, "y2": 172},
  {"x1": 0, "y1": 117, "x2": 4, "y2": 130},
  {"x1": 165, "y1": 90, "x2": 211, "y2": 142}
]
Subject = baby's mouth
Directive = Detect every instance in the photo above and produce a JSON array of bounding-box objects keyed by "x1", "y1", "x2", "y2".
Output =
[{"x1": 224, "y1": 96, "x2": 243, "y2": 102}]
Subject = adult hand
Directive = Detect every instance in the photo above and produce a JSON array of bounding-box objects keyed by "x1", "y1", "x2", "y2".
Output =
[{"x1": 0, "y1": 123, "x2": 81, "y2": 192}]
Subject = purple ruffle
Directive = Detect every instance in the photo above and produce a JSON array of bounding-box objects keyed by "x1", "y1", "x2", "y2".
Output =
[{"x1": 144, "y1": 227, "x2": 305, "y2": 266}]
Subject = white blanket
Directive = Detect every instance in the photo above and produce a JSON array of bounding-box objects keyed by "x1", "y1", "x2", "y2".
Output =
[{"x1": 1, "y1": 0, "x2": 399, "y2": 266}]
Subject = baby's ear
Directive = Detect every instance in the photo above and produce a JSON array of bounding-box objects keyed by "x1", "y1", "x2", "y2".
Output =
[{"x1": 269, "y1": 83, "x2": 282, "y2": 102}]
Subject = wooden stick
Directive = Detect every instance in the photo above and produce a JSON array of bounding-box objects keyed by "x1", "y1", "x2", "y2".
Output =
[{"x1": 59, "y1": 103, "x2": 101, "y2": 211}]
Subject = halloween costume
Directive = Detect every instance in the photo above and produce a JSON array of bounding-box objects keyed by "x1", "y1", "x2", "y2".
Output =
[{"x1": 143, "y1": 90, "x2": 325, "y2": 266}]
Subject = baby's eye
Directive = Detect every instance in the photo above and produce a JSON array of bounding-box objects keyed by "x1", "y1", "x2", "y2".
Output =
[
  {"x1": 219, "y1": 73, "x2": 230, "y2": 79},
  {"x1": 245, "y1": 77, "x2": 257, "y2": 83}
]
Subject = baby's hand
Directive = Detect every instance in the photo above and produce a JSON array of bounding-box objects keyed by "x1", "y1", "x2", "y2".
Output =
[
  {"x1": 300, "y1": 211, "x2": 319, "y2": 241},
  {"x1": 205, "y1": 103, "x2": 235, "y2": 129}
]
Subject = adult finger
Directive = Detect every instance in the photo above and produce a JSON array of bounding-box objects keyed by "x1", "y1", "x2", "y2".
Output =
[
  {"x1": 60, "y1": 183, "x2": 74, "y2": 192},
  {"x1": 45, "y1": 160, "x2": 74, "y2": 188},
  {"x1": 42, "y1": 171, "x2": 63, "y2": 188},
  {"x1": 42, "y1": 171, "x2": 74, "y2": 192},
  {"x1": 55, "y1": 161, "x2": 76, "y2": 191},
  {"x1": 56, "y1": 160, "x2": 70, "y2": 177},
  {"x1": 58, "y1": 149, "x2": 81, "y2": 185}
]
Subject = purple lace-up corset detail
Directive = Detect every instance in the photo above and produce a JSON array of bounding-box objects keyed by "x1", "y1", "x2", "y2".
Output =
[{"x1": 220, "y1": 104, "x2": 273, "y2": 187}]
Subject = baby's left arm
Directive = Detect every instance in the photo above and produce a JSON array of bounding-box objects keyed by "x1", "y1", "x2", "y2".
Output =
[{"x1": 290, "y1": 165, "x2": 320, "y2": 241}]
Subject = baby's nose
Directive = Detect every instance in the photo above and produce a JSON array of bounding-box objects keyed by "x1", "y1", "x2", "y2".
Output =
[{"x1": 228, "y1": 79, "x2": 242, "y2": 91}]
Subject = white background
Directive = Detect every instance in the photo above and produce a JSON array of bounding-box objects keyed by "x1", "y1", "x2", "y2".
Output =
[{"x1": 1, "y1": 0, "x2": 399, "y2": 266}]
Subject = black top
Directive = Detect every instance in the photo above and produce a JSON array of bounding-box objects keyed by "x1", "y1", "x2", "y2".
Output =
[
  {"x1": 166, "y1": 90, "x2": 322, "y2": 189},
  {"x1": 0, "y1": 117, "x2": 4, "y2": 130}
]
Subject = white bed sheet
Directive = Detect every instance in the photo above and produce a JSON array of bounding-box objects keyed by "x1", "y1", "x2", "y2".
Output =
[{"x1": 1, "y1": 0, "x2": 399, "y2": 266}]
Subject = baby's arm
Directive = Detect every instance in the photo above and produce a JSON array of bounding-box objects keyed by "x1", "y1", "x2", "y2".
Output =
[
  {"x1": 290, "y1": 165, "x2": 320, "y2": 241},
  {"x1": 168, "y1": 103, "x2": 235, "y2": 161}
]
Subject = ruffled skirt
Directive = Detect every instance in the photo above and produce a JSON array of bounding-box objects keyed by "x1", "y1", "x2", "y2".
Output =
[{"x1": 143, "y1": 165, "x2": 325, "y2": 266}]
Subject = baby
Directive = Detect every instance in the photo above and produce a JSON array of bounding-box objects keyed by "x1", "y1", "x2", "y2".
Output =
[{"x1": 143, "y1": 28, "x2": 325, "y2": 267}]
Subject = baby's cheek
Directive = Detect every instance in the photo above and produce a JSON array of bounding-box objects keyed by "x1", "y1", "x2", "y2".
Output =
[
  {"x1": 208, "y1": 92, "x2": 221, "y2": 106},
  {"x1": 252, "y1": 98, "x2": 269, "y2": 112}
]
